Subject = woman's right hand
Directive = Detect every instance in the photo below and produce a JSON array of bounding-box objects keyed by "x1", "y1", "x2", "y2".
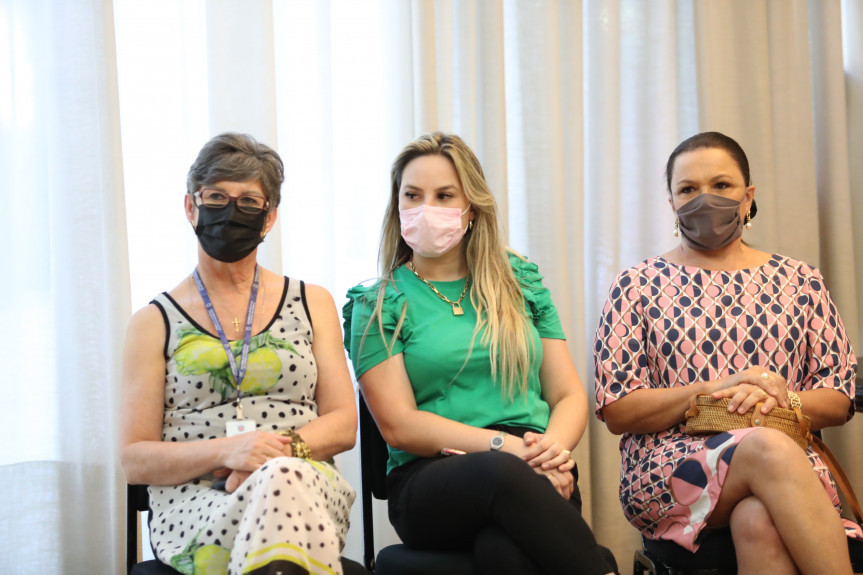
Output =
[
  {"x1": 221, "y1": 431, "x2": 292, "y2": 472},
  {"x1": 540, "y1": 467, "x2": 574, "y2": 499}
]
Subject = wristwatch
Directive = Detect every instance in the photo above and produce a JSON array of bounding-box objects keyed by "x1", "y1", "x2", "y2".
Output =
[{"x1": 490, "y1": 431, "x2": 506, "y2": 451}]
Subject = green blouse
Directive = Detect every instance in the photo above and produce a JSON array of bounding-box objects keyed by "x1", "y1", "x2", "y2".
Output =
[{"x1": 343, "y1": 253, "x2": 566, "y2": 473}]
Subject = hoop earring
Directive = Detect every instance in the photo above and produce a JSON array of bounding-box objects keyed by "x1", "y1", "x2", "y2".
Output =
[
  {"x1": 673, "y1": 218, "x2": 679, "y2": 237},
  {"x1": 468, "y1": 220, "x2": 474, "y2": 231},
  {"x1": 745, "y1": 211, "x2": 752, "y2": 230}
]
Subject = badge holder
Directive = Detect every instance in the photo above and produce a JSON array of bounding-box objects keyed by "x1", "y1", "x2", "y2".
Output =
[{"x1": 226, "y1": 402, "x2": 256, "y2": 437}]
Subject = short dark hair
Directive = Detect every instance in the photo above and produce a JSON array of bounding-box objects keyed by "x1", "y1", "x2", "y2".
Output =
[
  {"x1": 186, "y1": 133, "x2": 284, "y2": 208},
  {"x1": 665, "y1": 131, "x2": 757, "y2": 218}
]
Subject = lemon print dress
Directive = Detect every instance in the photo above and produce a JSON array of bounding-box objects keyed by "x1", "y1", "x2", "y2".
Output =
[{"x1": 148, "y1": 278, "x2": 355, "y2": 575}]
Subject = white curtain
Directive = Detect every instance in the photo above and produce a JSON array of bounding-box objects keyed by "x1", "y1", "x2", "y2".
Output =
[
  {"x1": 2, "y1": 0, "x2": 860, "y2": 570},
  {"x1": 0, "y1": 0, "x2": 129, "y2": 572}
]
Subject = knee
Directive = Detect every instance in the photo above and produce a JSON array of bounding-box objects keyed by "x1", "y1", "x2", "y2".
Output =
[
  {"x1": 729, "y1": 496, "x2": 782, "y2": 549},
  {"x1": 468, "y1": 451, "x2": 537, "y2": 494},
  {"x1": 735, "y1": 429, "x2": 806, "y2": 473},
  {"x1": 470, "y1": 451, "x2": 532, "y2": 481},
  {"x1": 259, "y1": 456, "x2": 320, "y2": 498}
]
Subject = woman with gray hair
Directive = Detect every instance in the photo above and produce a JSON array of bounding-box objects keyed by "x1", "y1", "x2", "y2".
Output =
[{"x1": 120, "y1": 133, "x2": 358, "y2": 574}]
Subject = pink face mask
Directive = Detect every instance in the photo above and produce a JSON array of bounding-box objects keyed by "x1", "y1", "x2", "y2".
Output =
[{"x1": 400, "y1": 205, "x2": 470, "y2": 258}]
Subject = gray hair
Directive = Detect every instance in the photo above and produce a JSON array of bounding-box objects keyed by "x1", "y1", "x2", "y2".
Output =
[{"x1": 186, "y1": 133, "x2": 284, "y2": 208}]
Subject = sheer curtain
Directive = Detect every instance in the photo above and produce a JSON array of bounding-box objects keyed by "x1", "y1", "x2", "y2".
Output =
[
  {"x1": 3, "y1": 0, "x2": 860, "y2": 569},
  {"x1": 0, "y1": 0, "x2": 129, "y2": 572}
]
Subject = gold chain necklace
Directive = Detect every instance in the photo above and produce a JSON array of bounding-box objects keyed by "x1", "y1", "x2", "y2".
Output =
[
  {"x1": 406, "y1": 260, "x2": 471, "y2": 316},
  {"x1": 189, "y1": 272, "x2": 266, "y2": 334}
]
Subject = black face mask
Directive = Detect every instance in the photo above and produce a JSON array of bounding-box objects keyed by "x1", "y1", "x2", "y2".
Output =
[{"x1": 195, "y1": 204, "x2": 267, "y2": 263}]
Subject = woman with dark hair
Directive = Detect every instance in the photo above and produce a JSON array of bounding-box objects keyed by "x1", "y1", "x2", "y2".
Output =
[
  {"x1": 344, "y1": 132, "x2": 616, "y2": 575},
  {"x1": 594, "y1": 131, "x2": 860, "y2": 574},
  {"x1": 120, "y1": 133, "x2": 357, "y2": 574}
]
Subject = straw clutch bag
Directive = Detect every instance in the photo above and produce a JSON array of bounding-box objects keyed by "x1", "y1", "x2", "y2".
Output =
[
  {"x1": 685, "y1": 395, "x2": 811, "y2": 450},
  {"x1": 685, "y1": 393, "x2": 862, "y2": 523}
]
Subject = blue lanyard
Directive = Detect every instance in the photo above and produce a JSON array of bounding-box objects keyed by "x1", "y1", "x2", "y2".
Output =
[{"x1": 192, "y1": 266, "x2": 260, "y2": 409}]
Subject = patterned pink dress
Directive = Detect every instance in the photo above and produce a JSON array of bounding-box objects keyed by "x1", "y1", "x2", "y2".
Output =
[{"x1": 593, "y1": 254, "x2": 859, "y2": 551}]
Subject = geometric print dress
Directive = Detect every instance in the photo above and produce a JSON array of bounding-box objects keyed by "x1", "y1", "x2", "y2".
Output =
[
  {"x1": 147, "y1": 278, "x2": 355, "y2": 575},
  {"x1": 593, "y1": 254, "x2": 859, "y2": 552}
]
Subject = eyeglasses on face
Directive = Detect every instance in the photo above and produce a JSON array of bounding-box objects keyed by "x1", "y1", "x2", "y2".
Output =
[{"x1": 193, "y1": 188, "x2": 270, "y2": 215}]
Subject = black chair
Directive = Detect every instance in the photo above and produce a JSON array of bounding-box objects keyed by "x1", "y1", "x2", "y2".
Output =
[
  {"x1": 634, "y1": 531, "x2": 863, "y2": 575},
  {"x1": 358, "y1": 394, "x2": 475, "y2": 574},
  {"x1": 632, "y1": 529, "x2": 737, "y2": 575},
  {"x1": 126, "y1": 483, "x2": 184, "y2": 575},
  {"x1": 126, "y1": 482, "x2": 368, "y2": 574}
]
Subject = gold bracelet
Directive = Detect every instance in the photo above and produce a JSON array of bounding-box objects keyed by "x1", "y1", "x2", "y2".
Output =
[
  {"x1": 787, "y1": 391, "x2": 802, "y2": 410},
  {"x1": 279, "y1": 429, "x2": 312, "y2": 459}
]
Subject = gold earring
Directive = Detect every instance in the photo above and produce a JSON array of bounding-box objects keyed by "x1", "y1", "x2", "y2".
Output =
[
  {"x1": 468, "y1": 220, "x2": 473, "y2": 231},
  {"x1": 745, "y1": 211, "x2": 752, "y2": 230},
  {"x1": 673, "y1": 218, "x2": 679, "y2": 237}
]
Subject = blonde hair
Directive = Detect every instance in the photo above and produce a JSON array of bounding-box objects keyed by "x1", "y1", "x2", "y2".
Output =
[{"x1": 367, "y1": 132, "x2": 534, "y2": 398}]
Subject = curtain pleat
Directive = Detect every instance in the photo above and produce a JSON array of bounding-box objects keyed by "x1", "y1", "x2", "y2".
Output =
[
  {"x1": 0, "y1": 0, "x2": 129, "y2": 571},
  {"x1": 5, "y1": 0, "x2": 859, "y2": 568}
]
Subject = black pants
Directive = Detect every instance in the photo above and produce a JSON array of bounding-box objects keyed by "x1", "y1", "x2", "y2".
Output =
[{"x1": 386, "y1": 450, "x2": 614, "y2": 575}]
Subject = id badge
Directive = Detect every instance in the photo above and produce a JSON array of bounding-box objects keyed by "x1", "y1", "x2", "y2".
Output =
[{"x1": 226, "y1": 419, "x2": 257, "y2": 437}]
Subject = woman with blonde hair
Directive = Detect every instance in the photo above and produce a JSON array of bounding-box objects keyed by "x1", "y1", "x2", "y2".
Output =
[{"x1": 344, "y1": 132, "x2": 616, "y2": 575}]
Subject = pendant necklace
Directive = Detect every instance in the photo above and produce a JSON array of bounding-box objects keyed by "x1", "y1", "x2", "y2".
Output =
[{"x1": 406, "y1": 259, "x2": 471, "y2": 316}]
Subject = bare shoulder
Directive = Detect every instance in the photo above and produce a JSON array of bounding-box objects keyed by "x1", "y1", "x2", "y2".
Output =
[
  {"x1": 129, "y1": 302, "x2": 164, "y2": 329},
  {"x1": 304, "y1": 283, "x2": 337, "y2": 309},
  {"x1": 126, "y1": 302, "x2": 167, "y2": 350}
]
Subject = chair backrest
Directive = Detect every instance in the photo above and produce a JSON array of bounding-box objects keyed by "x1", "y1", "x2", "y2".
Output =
[
  {"x1": 358, "y1": 392, "x2": 390, "y2": 570},
  {"x1": 127, "y1": 483, "x2": 149, "y2": 573},
  {"x1": 359, "y1": 393, "x2": 390, "y2": 500}
]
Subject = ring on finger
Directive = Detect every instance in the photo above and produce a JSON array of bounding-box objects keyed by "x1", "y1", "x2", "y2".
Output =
[{"x1": 760, "y1": 372, "x2": 769, "y2": 381}]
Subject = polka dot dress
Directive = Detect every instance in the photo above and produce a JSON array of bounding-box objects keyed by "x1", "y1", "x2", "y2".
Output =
[
  {"x1": 149, "y1": 278, "x2": 355, "y2": 574},
  {"x1": 593, "y1": 254, "x2": 859, "y2": 551}
]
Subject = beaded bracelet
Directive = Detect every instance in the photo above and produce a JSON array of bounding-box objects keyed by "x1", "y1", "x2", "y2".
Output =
[{"x1": 279, "y1": 429, "x2": 312, "y2": 459}]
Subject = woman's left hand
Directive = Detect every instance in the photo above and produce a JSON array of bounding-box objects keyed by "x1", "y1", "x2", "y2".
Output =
[{"x1": 522, "y1": 432, "x2": 575, "y2": 473}]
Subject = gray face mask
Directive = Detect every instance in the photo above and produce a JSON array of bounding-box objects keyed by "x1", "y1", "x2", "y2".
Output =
[{"x1": 676, "y1": 194, "x2": 743, "y2": 251}]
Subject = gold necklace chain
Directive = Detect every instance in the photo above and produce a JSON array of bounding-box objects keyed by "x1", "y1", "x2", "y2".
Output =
[
  {"x1": 406, "y1": 260, "x2": 471, "y2": 316},
  {"x1": 189, "y1": 272, "x2": 266, "y2": 333}
]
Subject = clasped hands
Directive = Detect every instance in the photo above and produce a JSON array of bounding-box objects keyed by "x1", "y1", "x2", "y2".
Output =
[
  {"x1": 213, "y1": 431, "x2": 294, "y2": 493},
  {"x1": 515, "y1": 432, "x2": 576, "y2": 500},
  {"x1": 710, "y1": 366, "x2": 790, "y2": 415}
]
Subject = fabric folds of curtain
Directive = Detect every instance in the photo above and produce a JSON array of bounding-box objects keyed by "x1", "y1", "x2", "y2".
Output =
[
  {"x1": 12, "y1": 0, "x2": 856, "y2": 569},
  {"x1": 0, "y1": 0, "x2": 129, "y2": 572}
]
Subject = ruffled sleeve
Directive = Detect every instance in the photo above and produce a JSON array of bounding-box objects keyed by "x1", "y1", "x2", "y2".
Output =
[
  {"x1": 343, "y1": 280, "x2": 408, "y2": 379},
  {"x1": 510, "y1": 253, "x2": 566, "y2": 339}
]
